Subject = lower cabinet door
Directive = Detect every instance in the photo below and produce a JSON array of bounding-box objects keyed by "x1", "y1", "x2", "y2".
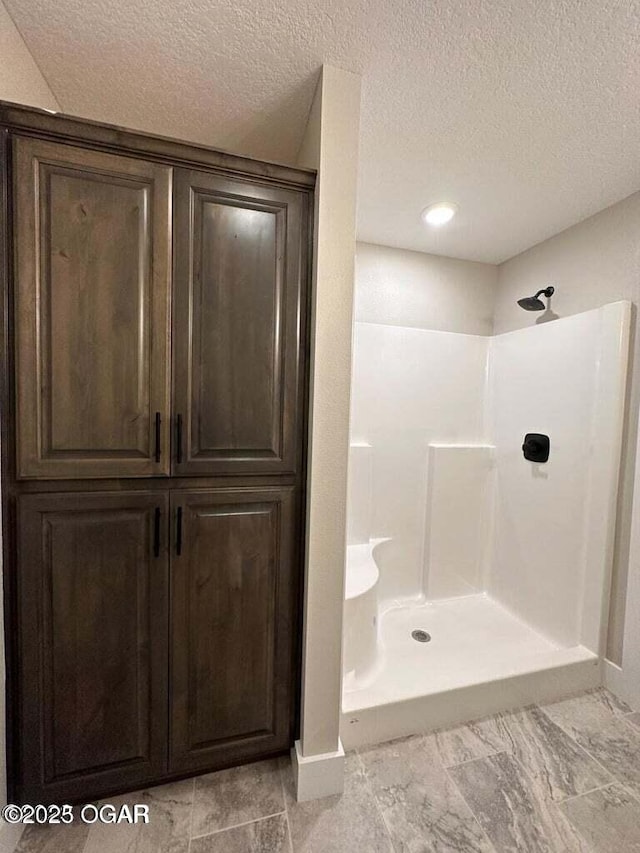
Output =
[
  {"x1": 169, "y1": 487, "x2": 297, "y2": 773},
  {"x1": 17, "y1": 492, "x2": 169, "y2": 803}
]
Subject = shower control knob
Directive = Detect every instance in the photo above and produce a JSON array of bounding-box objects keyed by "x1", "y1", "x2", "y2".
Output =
[{"x1": 522, "y1": 433, "x2": 550, "y2": 463}]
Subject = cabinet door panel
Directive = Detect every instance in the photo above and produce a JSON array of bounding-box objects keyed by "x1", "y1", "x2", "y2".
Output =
[
  {"x1": 173, "y1": 170, "x2": 307, "y2": 475},
  {"x1": 14, "y1": 138, "x2": 171, "y2": 479},
  {"x1": 17, "y1": 492, "x2": 169, "y2": 803},
  {"x1": 170, "y1": 487, "x2": 296, "y2": 773}
]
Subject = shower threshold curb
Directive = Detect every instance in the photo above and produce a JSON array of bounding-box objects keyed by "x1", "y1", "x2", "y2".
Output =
[{"x1": 340, "y1": 651, "x2": 600, "y2": 749}]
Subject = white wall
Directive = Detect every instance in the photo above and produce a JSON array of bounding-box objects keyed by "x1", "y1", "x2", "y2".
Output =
[
  {"x1": 493, "y1": 191, "x2": 640, "y2": 664},
  {"x1": 0, "y1": 1, "x2": 59, "y2": 110},
  {"x1": 295, "y1": 65, "x2": 361, "y2": 788},
  {"x1": 356, "y1": 242, "x2": 498, "y2": 335}
]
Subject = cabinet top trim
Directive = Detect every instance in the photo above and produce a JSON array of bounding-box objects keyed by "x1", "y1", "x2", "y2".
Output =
[{"x1": 0, "y1": 100, "x2": 316, "y2": 190}]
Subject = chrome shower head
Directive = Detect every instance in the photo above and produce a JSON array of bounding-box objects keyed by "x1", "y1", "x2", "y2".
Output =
[{"x1": 517, "y1": 286, "x2": 555, "y2": 311}]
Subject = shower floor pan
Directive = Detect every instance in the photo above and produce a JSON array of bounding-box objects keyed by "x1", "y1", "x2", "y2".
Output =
[{"x1": 341, "y1": 593, "x2": 600, "y2": 749}]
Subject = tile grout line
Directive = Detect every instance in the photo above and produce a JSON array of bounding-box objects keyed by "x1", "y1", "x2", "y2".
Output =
[
  {"x1": 279, "y1": 759, "x2": 295, "y2": 853},
  {"x1": 620, "y1": 783, "x2": 640, "y2": 807},
  {"x1": 619, "y1": 712, "x2": 640, "y2": 729},
  {"x1": 533, "y1": 701, "x2": 626, "y2": 789},
  {"x1": 186, "y1": 777, "x2": 195, "y2": 852},
  {"x1": 442, "y1": 761, "x2": 499, "y2": 853},
  {"x1": 425, "y1": 721, "x2": 512, "y2": 773},
  {"x1": 190, "y1": 811, "x2": 287, "y2": 841},
  {"x1": 283, "y1": 808, "x2": 295, "y2": 853},
  {"x1": 446, "y1": 744, "x2": 595, "y2": 852},
  {"x1": 441, "y1": 746, "x2": 509, "y2": 770},
  {"x1": 506, "y1": 743, "x2": 601, "y2": 822},
  {"x1": 553, "y1": 685, "x2": 640, "y2": 799},
  {"x1": 520, "y1": 701, "x2": 640, "y2": 819},
  {"x1": 618, "y1": 706, "x2": 638, "y2": 715},
  {"x1": 353, "y1": 748, "x2": 396, "y2": 852},
  {"x1": 555, "y1": 780, "x2": 618, "y2": 806},
  {"x1": 533, "y1": 702, "x2": 614, "y2": 765},
  {"x1": 78, "y1": 818, "x2": 89, "y2": 853},
  {"x1": 432, "y1": 705, "x2": 551, "y2": 774}
]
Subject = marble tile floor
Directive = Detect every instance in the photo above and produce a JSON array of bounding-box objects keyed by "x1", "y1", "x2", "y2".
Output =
[{"x1": 4, "y1": 688, "x2": 640, "y2": 853}]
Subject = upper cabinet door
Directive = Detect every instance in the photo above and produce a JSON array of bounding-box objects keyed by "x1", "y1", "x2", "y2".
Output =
[
  {"x1": 172, "y1": 169, "x2": 308, "y2": 476},
  {"x1": 13, "y1": 138, "x2": 172, "y2": 479}
]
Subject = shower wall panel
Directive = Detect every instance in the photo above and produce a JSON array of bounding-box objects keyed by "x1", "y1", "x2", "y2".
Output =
[
  {"x1": 350, "y1": 323, "x2": 489, "y2": 603},
  {"x1": 487, "y1": 303, "x2": 630, "y2": 649},
  {"x1": 347, "y1": 443, "x2": 373, "y2": 545},
  {"x1": 426, "y1": 444, "x2": 494, "y2": 599},
  {"x1": 349, "y1": 305, "x2": 628, "y2": 652}
]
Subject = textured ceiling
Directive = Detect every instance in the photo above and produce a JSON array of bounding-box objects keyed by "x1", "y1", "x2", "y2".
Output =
[{"x1": 5, "y1": 0, "x2": 640, "y2": 262}]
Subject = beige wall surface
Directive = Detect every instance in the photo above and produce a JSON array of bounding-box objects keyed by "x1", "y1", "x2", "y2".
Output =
[
  {"x1": 493, "y1": 191, "x2": 640, "y2": 665},
  {"x1": 0, "y1": 1, "x2": 59, "y2": 110},
  {"x1": 297, "y1": 65, "x2": 361, "y2": 758},
  {"x1": 355, "y1": 242, "x2": 498, "y2": 335},
  {"x1": 0, "y1": 0, "x2": 60, "y2": 808}
]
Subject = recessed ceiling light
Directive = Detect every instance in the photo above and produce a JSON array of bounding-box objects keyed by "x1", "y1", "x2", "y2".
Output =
[{"x1": 422, "y1": 202, "x2": 458, "y2": 227}]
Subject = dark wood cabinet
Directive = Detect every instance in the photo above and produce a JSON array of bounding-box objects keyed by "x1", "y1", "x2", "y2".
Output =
[
  {"x1": 14, "y1": 138, "x2": 172, "y2": 480},
  {"x1": 170, "y1": 487, "x2": 295, "y2": 773},
  {"x1": 172, "y1": 170, "x2": 306, "y2": 476},
  {"x1": 16, "y1": 486, "x2": 299, "y2": 802},
  {"x1": 1, "y1": 102, "x2": 313, "y2": 805},
  {"x1": 17, "y1": 492, "x2": 169, "y2": 803}
]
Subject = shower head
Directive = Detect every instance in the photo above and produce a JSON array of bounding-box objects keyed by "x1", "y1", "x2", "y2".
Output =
[
  {"x1": 517, "y1": 286, "x2": 555, "y2": 311},
  {"x1": 518, "y1": 295, "x2": 546, "y2": 311}
]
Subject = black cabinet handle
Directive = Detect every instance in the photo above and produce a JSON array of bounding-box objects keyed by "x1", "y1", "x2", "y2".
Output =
[
  {"x1": 154, "y1": 412, "x2": 161, "y2": 463},
  {"x1": 153, "y1": 507, "x2": 161, "y2": 558},
  {"x1": 176, "y1": 506, "x2": 183, "y2": 556},
  {"x1": 176, "y1": 414, "x2": 183, "y2": 464}
]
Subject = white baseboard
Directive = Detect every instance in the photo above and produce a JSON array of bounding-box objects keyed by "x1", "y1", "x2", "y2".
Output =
[
  {"x1": 603, "y1": 657, "x2": 640, "y2": 709},
  {"x1": 290, "y1": 739, "x2": 345, "y2": 802}
]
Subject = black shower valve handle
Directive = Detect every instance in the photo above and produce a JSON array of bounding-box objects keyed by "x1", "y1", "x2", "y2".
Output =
[{"x1": 522, "y1": 433, "x2": 550, "y2": 463}]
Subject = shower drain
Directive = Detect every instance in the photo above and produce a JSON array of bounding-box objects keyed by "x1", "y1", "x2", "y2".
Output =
[{"x1": 411, "y1": 629, "x2": 431, "y2": 643}]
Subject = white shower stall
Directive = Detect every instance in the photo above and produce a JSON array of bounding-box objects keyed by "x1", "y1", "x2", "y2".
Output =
[{"x1": 342, "y1": 302, "x2": 631, "y2": 747}]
